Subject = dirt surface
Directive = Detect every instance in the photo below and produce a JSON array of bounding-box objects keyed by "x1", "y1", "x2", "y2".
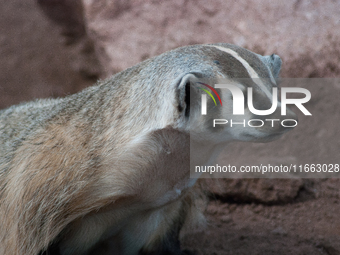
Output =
[
  {"x1": 1, "y1": 1, "x2": 340, "y2": 254},
  {"x1": 182, "y1": 178, "x2": 340, "y2": 255}
]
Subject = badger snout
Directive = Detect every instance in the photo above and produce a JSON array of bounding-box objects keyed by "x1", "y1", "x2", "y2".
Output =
[{"x1": 254, "y1": 104, "x2": 298, "y2": 135}]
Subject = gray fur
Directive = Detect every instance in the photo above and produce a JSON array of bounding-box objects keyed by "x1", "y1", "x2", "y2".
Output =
[{"x1": 0, "y1": 43, "x2": 296, "y2": 255}]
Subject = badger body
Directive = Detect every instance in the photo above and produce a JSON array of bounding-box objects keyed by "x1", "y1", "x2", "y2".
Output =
[{"x1": 0, "y1": 43, "x2": 297, "y2": 255}]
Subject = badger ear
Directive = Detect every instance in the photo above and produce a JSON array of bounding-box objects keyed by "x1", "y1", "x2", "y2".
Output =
[
  {"x1": 176, "y1": 72, "x2": 202, "y2": 118},
  {"x1": 269, "y1": 54, "x2": 282, "y2": 78},
  {"x1": 263, "y1": 54, "x2": 282, "y2": 79},
  {"x1": 260, "y1": 54, "x2": 282, "y2": 79}
]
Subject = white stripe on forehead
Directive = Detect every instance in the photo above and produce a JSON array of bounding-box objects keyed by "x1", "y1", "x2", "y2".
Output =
[{"x1": 208, "y1": 45, "x2": 273, "y2": 101}]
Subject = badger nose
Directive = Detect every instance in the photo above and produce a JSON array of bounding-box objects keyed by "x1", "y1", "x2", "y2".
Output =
[{"x1": 260, "y1": 105, "x2": 298, "y2": 134}]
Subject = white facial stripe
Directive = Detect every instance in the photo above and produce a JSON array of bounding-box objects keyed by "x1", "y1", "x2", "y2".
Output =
[
  {"x1": 209, "y1": 45, "x2": 273, "y2": 102},
  {"x1": 268, "y1": 68, "x2": 276, "y2": 84}
]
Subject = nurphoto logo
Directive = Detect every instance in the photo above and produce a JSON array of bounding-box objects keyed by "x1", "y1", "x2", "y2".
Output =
[{"x1": 199, "y1": 83, "x2": 312, "y2": 128}]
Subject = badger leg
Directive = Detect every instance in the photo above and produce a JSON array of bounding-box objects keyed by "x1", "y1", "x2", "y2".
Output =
[
  {"x1": 80, "y1": 200, "x2": 186, "y2": 255},
  {"x1": 138, "y1": 208, "x2": 184, "y2": 255},
  {"x1": 138, "y1": 221, "x2": 197, "y2": 255},
  {"x1": 138, "y1": 194, "x2": 199, "y2": 255}
]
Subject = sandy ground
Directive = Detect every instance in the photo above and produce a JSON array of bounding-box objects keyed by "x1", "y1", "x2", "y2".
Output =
[{"x1": 182, "y1": 179, "x2": 340, "y2": 255}]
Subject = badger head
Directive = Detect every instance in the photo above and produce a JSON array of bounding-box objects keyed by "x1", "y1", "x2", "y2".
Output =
[{"x1": 173, "y1": 43, "x2": 298, "y2": 144}]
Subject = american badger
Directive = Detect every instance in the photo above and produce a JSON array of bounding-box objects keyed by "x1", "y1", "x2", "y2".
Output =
[{"x1": 0, "y1": 43, "x2": 297, "y2": 255}]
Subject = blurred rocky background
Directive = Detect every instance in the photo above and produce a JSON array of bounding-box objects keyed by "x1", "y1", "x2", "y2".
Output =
[{"x1": 1, "y1": 0, "x2": 340, "y2": 254}]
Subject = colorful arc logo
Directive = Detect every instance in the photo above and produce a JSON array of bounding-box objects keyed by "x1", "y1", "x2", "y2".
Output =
[{"x1": 197, "y1": 82, "x2": 222, "y2": 106}]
